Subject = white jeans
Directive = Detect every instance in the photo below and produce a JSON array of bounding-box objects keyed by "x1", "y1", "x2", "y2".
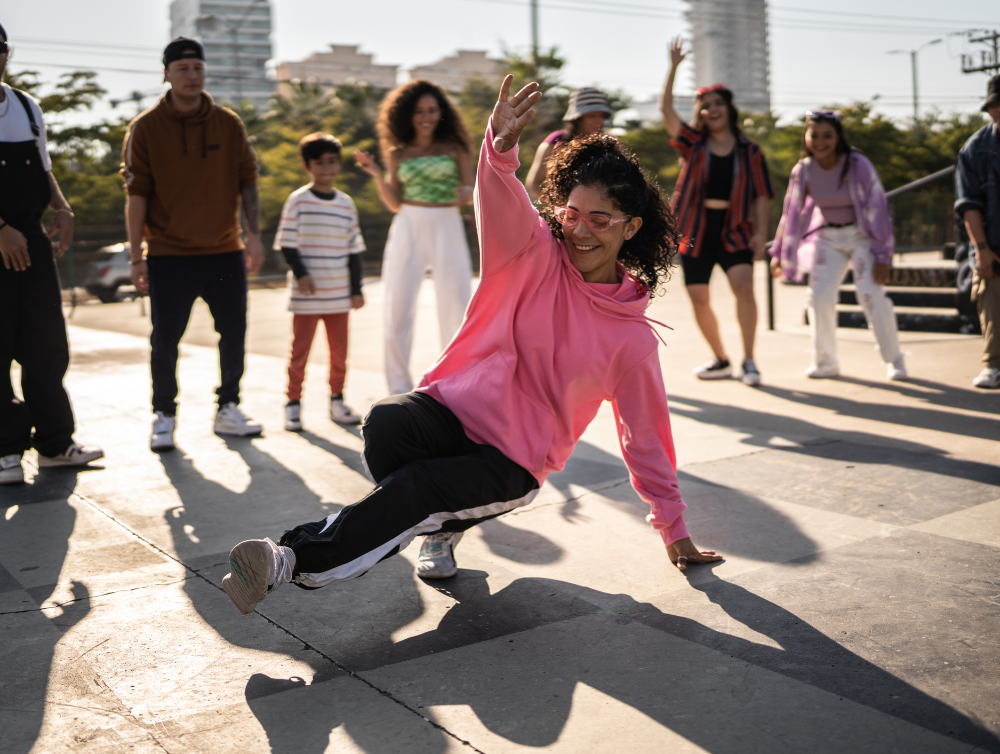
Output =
[
  {"x1": 807, "y1": 225, "x2": 900, "y2": 368},
  {"x1": 382, "y1": 204, "x2": 473, "y2": 394}
]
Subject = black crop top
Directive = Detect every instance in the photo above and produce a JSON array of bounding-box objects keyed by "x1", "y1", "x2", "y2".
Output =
[{"x1": 706, "y1": 150, "x2": 735, "y2": 200}]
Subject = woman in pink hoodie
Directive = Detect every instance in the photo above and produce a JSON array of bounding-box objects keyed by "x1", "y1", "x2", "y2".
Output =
[{"x1": 221, "y1": 77, "x2": 722, "y2": 615}]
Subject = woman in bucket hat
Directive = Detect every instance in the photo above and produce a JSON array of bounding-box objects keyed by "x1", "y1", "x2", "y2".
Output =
[
  {"x1": 525, "y1": 87, "x2": 613, "y2": 199},
  {"x1": 661, "y1": 37, "x2": 773, "y2": 386}
]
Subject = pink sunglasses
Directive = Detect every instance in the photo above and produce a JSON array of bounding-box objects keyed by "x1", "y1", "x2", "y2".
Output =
[{"x1": 555, "y1": 206, "x2": 633, "y2": 233}]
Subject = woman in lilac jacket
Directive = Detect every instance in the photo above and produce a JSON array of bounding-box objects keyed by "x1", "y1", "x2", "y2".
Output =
[{"x1": 771, "y1": 111, "x2": 905, "y2": 380}]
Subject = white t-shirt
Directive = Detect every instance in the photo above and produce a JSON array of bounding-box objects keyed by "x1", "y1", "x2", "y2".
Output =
[{"x1": 0, "y1": 83, "x2": 52, "y2": 171}]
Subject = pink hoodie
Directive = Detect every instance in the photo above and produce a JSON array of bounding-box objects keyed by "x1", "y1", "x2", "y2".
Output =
[{"x1": 416, "y1": 122, "x2": 689, "y2": 547}]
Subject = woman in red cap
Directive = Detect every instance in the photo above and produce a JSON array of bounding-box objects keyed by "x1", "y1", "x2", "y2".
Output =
[{"x1": 661, "y1": 37, "x2": 773, "y2": 386}]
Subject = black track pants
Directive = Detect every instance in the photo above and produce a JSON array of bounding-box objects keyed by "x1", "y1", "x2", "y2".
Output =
[{"x1": 279, "y1": 392, "x2": 539, "y2": 589}]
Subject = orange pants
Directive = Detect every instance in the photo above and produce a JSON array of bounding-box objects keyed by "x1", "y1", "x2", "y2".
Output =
[{"x1": 287, "y1": 313, "x2": 349, "y2": 401}]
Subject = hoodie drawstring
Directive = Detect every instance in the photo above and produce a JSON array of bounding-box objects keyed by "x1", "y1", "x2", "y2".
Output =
[{"x1": 566, "y1": 266, "x2": 674, "y2": 348}]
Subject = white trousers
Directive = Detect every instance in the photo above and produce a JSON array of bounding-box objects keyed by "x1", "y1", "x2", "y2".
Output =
[
  {"x1": 807, "y1": 225, "x2": 900, "y2": 368},
  {"x1": 382, "y1": 204, "x2": 473, "y2": 394}
]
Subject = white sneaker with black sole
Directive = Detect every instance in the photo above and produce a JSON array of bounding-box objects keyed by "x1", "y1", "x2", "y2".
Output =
[
  {"x1": 222, "y1": 537, "x2": 295, "y2": 615},
  {"x1": 285, "y1": 402, "x2": 302, "y2": 432},
  {"x1": 151, "y1": 411, "x2": 176, "y2": 451},
  {"x1": 415, "y1": 531, "x2": 463, "y2": 579},
  {"x1": 37, "y1": 442, "x2": 104, "y2": 468},
  {"x1": 329, "y1": 397, "x2": 362, "y2": 425},
  {"x1": 741, "y1": 359, "x2": 761, "y2": 386},
  {"x1": 694, "y1": 358, "x2": 732, "y2": 380},
  {"x1": 215, "y1": 402, "x2": 263, "y2": 437},
  {"x1": 0, "y1": 454, "x2": 24, "y2": 485}
]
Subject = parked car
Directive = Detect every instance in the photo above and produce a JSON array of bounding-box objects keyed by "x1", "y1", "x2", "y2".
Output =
[{"x1": 85, "y1": 242, "x2": 142, "y2": 303}]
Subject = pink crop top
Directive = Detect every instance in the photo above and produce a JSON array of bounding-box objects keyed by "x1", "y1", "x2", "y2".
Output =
[{"x1": 807, "y1": 155, "x2": 856, "y2": 225}]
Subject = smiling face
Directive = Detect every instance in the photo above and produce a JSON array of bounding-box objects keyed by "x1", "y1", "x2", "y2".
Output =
[
  {"x1": 805, "y1": 120, "x2": 839, "y2": 163},
  {"x1": 562, "y1": 184, "x2": 643, "y2": 284},
  {"x1": 412, "y1": 93, "x2": 442, "y2": 140},
  {"x1": 304, "y1": 152, "x2": 341, "y2": 190},
  {"x1": 699, "y1": 91, "x2": 730, "y2": 135},
  {"x1": 164, "y1": 56, "x2": 206, "y2": 100}
]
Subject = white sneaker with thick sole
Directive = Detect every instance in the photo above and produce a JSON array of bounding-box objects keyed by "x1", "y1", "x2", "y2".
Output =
[
  {"x1": 0, "y1": 454, "x2": 24, "y2": 485},
  {"x1": 330, "y1": 397, "x2": 362, "y2": 425},
  {"x1": 973, "y1": 367, "x2": 1000, "y2": 389},
  {"x1": 215, "y1": 403, "x2": 263, "y2": 437},
  {"x1": 806, "y1": 362, "x2": 840, "y2": 379},
  {"x1": 694, "y1": 358, "x2": 732, "y2": 380},
  {"x1": 415, "y1": 531, "x2": 463, "y2": 579},
  {"x1": 887, "y1": 354, "x2": 907, "y2": 381},
  {"x1": 285, "y1": 403, "x2": 302, "y2": 432},
  {"x1": 37, "y1": 442, "x2": 104, "y2": 468},
  {"x1": 741, "y1": 359, "x2": 761, "y2": 386},
  {"x1": 151, "y1": 412, "x2": 176, "y2": 451},
  {"x1": 222, "y1": 537, "x2": 295, "y2": 615}
]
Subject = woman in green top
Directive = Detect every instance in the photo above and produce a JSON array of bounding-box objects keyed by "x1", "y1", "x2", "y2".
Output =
[{"x1": 356, "y1": 80, "x2": 475, "y2": 395}]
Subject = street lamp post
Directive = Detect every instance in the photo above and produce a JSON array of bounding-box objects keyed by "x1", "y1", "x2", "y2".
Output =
[{"x1": 888, "y1": 38, "x2": 942, "y2": 125}]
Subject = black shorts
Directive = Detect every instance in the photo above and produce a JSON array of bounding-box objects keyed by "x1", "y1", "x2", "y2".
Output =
[{"x1": 681, "y1": 209, "x2": 754, "y2": 286}]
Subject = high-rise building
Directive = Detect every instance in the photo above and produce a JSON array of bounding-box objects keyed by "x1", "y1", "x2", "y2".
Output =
[
  {"x1": 685, "y1": 0, "x2": 770, "y2": 114},
  {"x1": 275, "y1": 46, "x2": 399, "y2": 98},
  {"x1": 169, "y1": 0, "x2": 275, "y2": 110}
]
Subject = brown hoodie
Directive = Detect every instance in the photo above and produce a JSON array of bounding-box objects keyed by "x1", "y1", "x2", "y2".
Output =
[{"x1": 120, "y1": 91, "x2": 258, "y2": 256}]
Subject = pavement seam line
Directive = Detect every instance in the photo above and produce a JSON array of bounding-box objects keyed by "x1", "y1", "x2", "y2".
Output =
[
  {"x1": 45, "y1": 485, "x2": 490, "y2": 753},
  {"x1": 0, "y1": 576, "x2": 196, "y2": 616}
]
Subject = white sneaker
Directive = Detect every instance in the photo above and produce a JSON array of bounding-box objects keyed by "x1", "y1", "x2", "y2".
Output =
[
  {"x1": 285, "y1": 403, "x2": 302, "y2": 432},
  {"x1": 37, "y1": 442, "x2": 104, "y2": 468},
  {"x1": 329, "y1": 397, "x2": 362, "y2": 425},
  {"x1": 0, "y1": 454, "x2": 24, "y2": 485},
  {"x1": 973, "y1": 367, "x2": 1000, "y2": 389},
  {"x1": 693, "y1": 358, "x2": 732, "y2": 380},
  {"x1": 151, "y1": 411, "x2": 176, "y2": 451},
  {"x1": 887, "y1": 355, "x2": 907, "y2": 381},
  {"x1": 221, "y1": 537, "x2": 295, "y2": 615},
  {"x1": 740, "y1": 359, "x2": 761, "y2": 386},
  {"x1": 215, "y1": 402, "x2": 263, "y2": 437},
  {"x1": 415, "y1": 531, "x2": 463, "y2": 579},
  {"x1": 806, "y1": 362, "x2": 840, "y2": 379}
]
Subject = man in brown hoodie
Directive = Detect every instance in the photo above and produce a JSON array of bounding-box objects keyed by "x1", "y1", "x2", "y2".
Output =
[{"x1": 121, "y1": 38, "x2": 264, "y2": 451}]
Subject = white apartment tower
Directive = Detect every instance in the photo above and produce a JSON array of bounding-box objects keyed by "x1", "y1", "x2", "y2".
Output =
[
  {"x1": 685, "y1": 0, "x2": 770, "y2": 114},
  {"x1": 169, "y1": 0, "x2": 275, "y2": 110}
]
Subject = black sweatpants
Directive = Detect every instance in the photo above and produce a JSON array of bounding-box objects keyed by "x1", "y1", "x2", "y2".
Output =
[
  {"x1": 0, "y1": 226, "x2": 75, "y2": 458},
  {"x1": 147, "y1": 252, "x2": 247, "y2": 415},
  {"x1": 279, "y1": 392, "x2": 540, "y2": 588}
]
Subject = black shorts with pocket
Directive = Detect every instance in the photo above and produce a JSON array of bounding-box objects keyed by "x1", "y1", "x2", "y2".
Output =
[{"x1": 680, "y1": 209, "x2": 754, "y2": 286}]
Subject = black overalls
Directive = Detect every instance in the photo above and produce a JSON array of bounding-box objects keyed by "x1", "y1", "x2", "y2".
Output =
[{"x1": 0, "y1": 89, "x2": 75, "y2": 458}]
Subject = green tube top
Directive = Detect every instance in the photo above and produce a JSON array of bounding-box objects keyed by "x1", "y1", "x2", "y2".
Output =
[{"x1": 398, "y1": 154, "x2": 459, "y2": 204}]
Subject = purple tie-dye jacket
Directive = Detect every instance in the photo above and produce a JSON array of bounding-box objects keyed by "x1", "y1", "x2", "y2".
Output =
[{"x1": 771, "y1": 151, "x2": 894, "y2": 281}]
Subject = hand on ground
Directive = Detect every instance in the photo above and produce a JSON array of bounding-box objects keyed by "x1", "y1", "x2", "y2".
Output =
[
  {"x1": 491, "y1": 75, "x2": 542, "y2": 153},
  {"x1": 667, "y1": 537, "x2": 723, "y2": 572}
]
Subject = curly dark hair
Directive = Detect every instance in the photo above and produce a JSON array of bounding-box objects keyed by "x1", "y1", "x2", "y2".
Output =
[
  {"x1": 540, "y1": 133, "x2": 679, "y2": 295},
  {"x1": 376, "y1": 80, "x2": 471, "y2": 156}
]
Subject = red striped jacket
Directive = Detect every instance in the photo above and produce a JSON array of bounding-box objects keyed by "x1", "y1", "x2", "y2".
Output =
[{"x1": 669, "y1": 122, "x2": 774, "y2": 257}]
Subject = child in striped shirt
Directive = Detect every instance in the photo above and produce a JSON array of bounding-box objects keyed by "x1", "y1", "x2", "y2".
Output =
[{"x1": 275, "y1": 132, "x2": 366, "y2": 431}]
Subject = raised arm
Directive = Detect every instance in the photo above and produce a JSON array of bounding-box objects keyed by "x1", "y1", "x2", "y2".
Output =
[
  {"x1": 525, "y1": 139, "x2": 555, "y2": 199},
  {"x1": 455, "y1": 146, "x2": 475, "y2": 205},
  {"x1": 355, "y1": 149, "x2": 404, "y2": 213},
  {"x1": 661, "y1": 36, "x2": 688, "y2": 139},
  {"x1": 476, "y1": 75, "x2": 549, "y2": 277}
]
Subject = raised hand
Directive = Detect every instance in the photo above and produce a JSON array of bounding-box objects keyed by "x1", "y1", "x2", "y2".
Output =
[
  {"x1": 490, "y1": 74, "x2": 542, "y2": 153},
  {"x1": 669, "y1": 36, "x2": 688, "y2": 69},
  {"x1": 354, "y1": 151, "x2": 382, "y2": 179}
]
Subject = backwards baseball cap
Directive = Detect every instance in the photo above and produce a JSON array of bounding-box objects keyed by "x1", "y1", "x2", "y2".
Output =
[
  {"x1": 0, "y1": 22, "x2": 9, "y2": 52},
  {"x1": 162, "y1": 37, "x2": 204, "y2": 68},
  {"x1": 982, "y1": 74, "x2": 1000, "y2": 113}
]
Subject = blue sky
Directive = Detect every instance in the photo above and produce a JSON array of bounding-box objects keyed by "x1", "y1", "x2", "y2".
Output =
[{"x1": 3, "y1": 0, "x2": 997, "y2": 125}]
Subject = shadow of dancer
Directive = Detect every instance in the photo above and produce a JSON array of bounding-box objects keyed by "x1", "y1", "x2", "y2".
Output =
[
  {"x1": 0, "y1": 471, "x2": 91, "y2": 754},
  {"x1": 245, "y1": 570, "x2": 1000, "y2": 753}
]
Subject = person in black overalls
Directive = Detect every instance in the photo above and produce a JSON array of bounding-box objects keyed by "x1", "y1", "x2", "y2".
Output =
[{"x1": 0, "y1": 23, "x2": 103, "y2": 485}]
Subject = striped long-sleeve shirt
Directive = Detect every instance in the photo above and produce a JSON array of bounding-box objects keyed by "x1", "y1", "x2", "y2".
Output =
[
  {"x1": 669, "y1": 122, "x2": 774, "y2": 257},
  {"x1": 274, "y1": 186, "x2": 366, "y2": 314}
]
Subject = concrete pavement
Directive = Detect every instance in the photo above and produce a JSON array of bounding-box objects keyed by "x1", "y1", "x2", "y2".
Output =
[{"x1": 2, "y1": 263, "x2": 999, "y2": 753}]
